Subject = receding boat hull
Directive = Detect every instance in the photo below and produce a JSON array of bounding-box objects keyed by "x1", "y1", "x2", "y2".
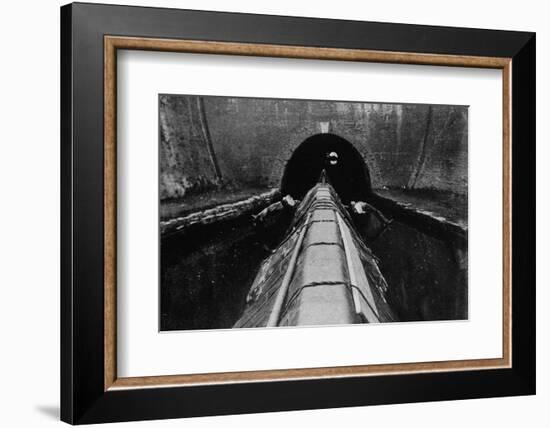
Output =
[{"x1": 234, "y1": 181, "x2": 396, "y2": 328}]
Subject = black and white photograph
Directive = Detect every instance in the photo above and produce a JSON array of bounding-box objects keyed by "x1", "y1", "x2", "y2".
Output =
[{"x1": 159, "y1": 95, "x2": 468, "y2": 331}]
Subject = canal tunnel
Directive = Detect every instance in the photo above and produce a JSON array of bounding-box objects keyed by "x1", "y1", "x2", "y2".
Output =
[
  {"x1": 159, "y1": 95, "x2": 469, "y2": 331},
  {"x1": 280, "y1": 133, "x2": 371, "y2": 204}
]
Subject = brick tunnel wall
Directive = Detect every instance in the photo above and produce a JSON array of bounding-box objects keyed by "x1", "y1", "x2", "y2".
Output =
[{"x1": 159, "y1": 95, "x2": 468, "y2": 201}]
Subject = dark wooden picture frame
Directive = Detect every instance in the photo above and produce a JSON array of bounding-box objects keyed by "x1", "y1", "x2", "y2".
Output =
[{"x1": 61, "y1": 2, "x2": 535, "y2": 424}]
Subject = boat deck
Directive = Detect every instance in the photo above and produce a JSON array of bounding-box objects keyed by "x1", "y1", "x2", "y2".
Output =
[{"x1": 234, "y1": 182, "x2": 396, "y2": 328}]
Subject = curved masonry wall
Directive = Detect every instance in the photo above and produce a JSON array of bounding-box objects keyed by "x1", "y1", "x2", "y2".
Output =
[{"x1": 159, "y1": 95, "x2": 468, "y2": 201}]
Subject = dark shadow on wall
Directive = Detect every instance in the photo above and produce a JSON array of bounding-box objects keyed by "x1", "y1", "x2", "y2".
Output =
[
  {"x1": 280, "y1": 133, "x2": 371, "y2": 204},
  {"x1": 35, "y1": 405, "x2": 59, "y2": 420}
]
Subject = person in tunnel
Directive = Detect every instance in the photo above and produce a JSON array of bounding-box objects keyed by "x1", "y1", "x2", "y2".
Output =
[{"x1": 252, "y1": 194, "x2": 298, "y2": 251}]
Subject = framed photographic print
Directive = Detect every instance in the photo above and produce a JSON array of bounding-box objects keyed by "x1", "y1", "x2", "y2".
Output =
[{"x1": 60, "y1": 2, "x2": 535, "y2": 424}]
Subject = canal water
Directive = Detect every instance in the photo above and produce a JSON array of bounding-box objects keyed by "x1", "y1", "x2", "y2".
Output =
[
  {"x1": 161, "y1": 208, "x2": 467, "y2": 331},
  {"x1": 160, "y1": 211, "x2": 292, "y2": 331}
]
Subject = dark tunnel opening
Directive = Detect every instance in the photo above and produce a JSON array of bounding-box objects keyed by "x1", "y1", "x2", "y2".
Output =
[{"x1": 280, "y1": 133, "x2": 372, "y2": 204}]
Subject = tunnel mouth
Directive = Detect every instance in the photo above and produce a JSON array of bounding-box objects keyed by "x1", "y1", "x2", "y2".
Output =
[{"x1": 280, "y1": 133, "x2": 371, "y2": 204}]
